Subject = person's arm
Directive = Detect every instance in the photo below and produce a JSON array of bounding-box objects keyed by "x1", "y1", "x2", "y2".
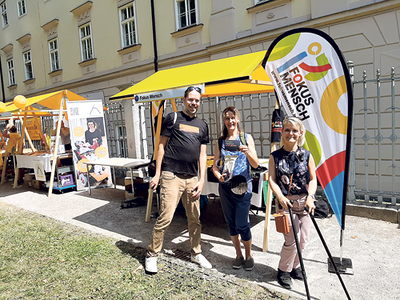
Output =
[
  {"x1": 96, "y1": 130, "x2": 102, "y2": 146},
  {"x1": 305, "y1": 154, "x2": 317, "y2": 214},
  {"x1": 212, "y1": 140, "x2": 226, "y2": 182},
  {"x1": 268, "y1": 154, "x2": 292, "y2": 210},
  {"x1": 3, "y1": 129, "x2": 10, "y2": 139},
  {"x1": 149, "y1": 135, "x2": 169, "y2": 190},
  {"x1": 191, "y1": 144, "x2": 207, "y2": 199},
  {"x1": 239, "y1": 134, "x2": 259, "y2": 168}
]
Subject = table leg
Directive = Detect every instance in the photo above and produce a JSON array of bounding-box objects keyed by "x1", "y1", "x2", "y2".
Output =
[
  {"x1": 130, "y1": 168, "x2": 134, "y2": 197},
  {"x1": 87, "y1": 163, "x2": 91, "y2": 195},
  {"x1": 113, "y1": 166, "x2": 116, "y2": 189},
  {"x1": 12, "y1": 155, "x2": 19, "y2": 188}
]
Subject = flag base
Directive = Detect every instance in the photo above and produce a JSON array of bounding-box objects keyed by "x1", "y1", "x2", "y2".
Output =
[{"x1": 328, "y1": 257, "x2": 354, "y2": 275}]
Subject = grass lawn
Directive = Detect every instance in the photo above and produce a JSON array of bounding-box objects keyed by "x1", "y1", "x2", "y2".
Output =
[{"x1": 0, "y1": 203, "x2": 288, "y2": 300}]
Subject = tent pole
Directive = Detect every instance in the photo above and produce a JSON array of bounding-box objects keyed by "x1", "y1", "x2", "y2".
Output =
[
  {"x1": 18, "y1": 116, "x2": 36, "y2": 152},
  {"x1": 12, "y1": 112, "x2": 28, "y2": 188},
  {"x1": 1, "y1": 148, "x2": 9, "y2": 184},
  {"x1": 16, "y1": 111, "x2": 28, "y2": 154},
  {"x1": 262, "y1": 99, "x2": 280, "y2": 252},
  {"x1": 145, "y1": 102, "x2": 165, "y2": 222},
  {"x1": 0, "y1": 117, "x2": 13, "y2": 184},
  {"x1": 47, "y1": 93, "x2": 65, "y2": 197}
]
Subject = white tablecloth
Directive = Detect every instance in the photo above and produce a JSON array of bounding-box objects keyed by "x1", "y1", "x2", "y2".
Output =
[{"x1": 16, "y1": 154, "x2": 53, "y2": 172}]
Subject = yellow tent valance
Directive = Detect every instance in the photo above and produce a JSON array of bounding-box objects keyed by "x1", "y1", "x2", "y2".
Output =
[
  {"x1": 2, "y1": 90, "x2": 87, "y2": 115},
  {"x1": 110, "y1": 50, "x2": 274, "y2": 101}
]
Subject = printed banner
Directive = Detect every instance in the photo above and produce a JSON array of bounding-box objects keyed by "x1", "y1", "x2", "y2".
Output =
[
  {"x1": 263, "y1": 28, "x2": 353, "y2": 229},
  {"x1": 25, "y1": 118, "x2": 42, "y2": 140},
  {"x1": 66, "y1": 100, "x2": 112, "y2": 190}
]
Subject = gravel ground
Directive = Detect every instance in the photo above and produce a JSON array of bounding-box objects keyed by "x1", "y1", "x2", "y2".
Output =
[{"x1": 1, "y1": 181, "x2": 399, "y2": 300}]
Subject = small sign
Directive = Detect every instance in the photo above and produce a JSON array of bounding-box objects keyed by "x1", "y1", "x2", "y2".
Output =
[{"x1": 33, "y1": 160, "x2": 46, "y2": 181}]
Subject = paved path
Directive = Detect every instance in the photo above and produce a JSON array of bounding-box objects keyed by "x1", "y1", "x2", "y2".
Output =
[{"x1": 1, "y1": 182, "x2": 399, "y2": 300}]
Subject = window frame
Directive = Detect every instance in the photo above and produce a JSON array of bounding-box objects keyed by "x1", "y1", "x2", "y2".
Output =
[
  {"x1": 79, "y1": 22, "x2": 94, "y2": 62},
  {"x1": 23, "y1": 50, "x2": 34, "y2": 80},
  {"x1": 48, "y1": 38, "x2": 60, "y2": 72},
  {"x1": 6, "y1": 58, "x2": 15, "y2": 86},
  {"x1": 175, "y1": 0, "x2": 198, "y2": 30},
  {"x1": 17, "y1": 0, "x2": 26, "y2": 18},
  {"x1": 119, "y1": 2, "x2": 138, "y2": 48},
  {"x1": 1, "y1": 1, "x2": 8, "y2": 27},
  {"x1": 115, "y1": 124, "x2": 127, "y2": 157}
]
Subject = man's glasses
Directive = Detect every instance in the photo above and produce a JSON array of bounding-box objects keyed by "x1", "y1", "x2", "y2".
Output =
[{"x1": 185, "y1": 86, "x2": 202, "y2": 94}]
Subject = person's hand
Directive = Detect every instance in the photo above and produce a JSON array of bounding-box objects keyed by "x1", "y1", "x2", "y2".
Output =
[
  {"x1": 218, "y1": 170, "x2": 228, "y2": 182},
  {"x1": 150, "y1": 174, "x2": 160, "y2": 191},
  {"x1": 305, "y1": 196, "x2": 316, "y2": 214},
  {"x1": 278, "y1": 195, "x2": 293, "y2": 210},
  {"x1": 191, "y1": 182, "x2": 203, "y2": 199},
  {"x1": 239, "y1": 145, "x2": 249, "y2": 154}
]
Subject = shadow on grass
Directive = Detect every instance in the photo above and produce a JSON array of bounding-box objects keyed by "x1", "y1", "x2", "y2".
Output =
[{"x1": 115, "y1": 240, "x2": 147, "y2": 263}]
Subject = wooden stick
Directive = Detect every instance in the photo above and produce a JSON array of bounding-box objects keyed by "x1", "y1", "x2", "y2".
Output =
[
  {"x1": 18, "y1": 116, "x2": 36, "y2": 152},
  {"x1": 48, "y1": 93, "x2": 65, "y2": 197},
  {"x1": 145, "y1": 102, "x2": 165, "y2": 222},
  {"x1": 262, "y1": 99, "x2": 281, "y2": 252}
]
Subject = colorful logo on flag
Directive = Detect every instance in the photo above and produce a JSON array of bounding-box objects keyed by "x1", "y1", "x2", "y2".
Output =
[{"x1": 263, "y1": 28, "x2": 353, "y2": 229}]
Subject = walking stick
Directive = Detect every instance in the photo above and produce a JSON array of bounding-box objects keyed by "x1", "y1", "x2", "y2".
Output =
[
  {"x1": 308, "y1": 210, "x2": 352, "y2": 300},
  {"x1": 288, "y1": 205, "x2": 311, "y2": 300}
]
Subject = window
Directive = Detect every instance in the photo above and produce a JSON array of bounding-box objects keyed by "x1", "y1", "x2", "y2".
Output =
[
  {"x1": 119, "y1": 2, "x2": 137, "y2": 47},
  {"x1": 48, "y1": 38, "x2": 60, "y2": 72},
  {"x1": 23, "y1": 50, "x2": 33, "y2": 80},
  {"x1": 1, "y1": 1, "x2": 8, "y2": 27},
  {"x1": 7, "y1": 59, "x2": 15, "y2": 85},
  {"x1": 17, "y1": 0, "x2": 26, "y2": 17},
  {"x1": 79, "y1": 23, "x2": 94, "y2": 61},
  {"x1": 176, "y1": 0, "x2": 197, "y2": 29}
]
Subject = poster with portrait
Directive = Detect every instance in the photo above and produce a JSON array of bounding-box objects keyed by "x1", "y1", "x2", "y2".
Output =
[{"x1": 66, "y1": 99, "x2": 112, "y2": 190}]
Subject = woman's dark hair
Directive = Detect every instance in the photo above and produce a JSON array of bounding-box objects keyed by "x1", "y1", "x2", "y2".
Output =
[
  {"x1": 9, "y1": 125, "x2": 17, "y2": 133},
  {"x1": 221, "y1": 106, "x2": 242, "y2": 139}
]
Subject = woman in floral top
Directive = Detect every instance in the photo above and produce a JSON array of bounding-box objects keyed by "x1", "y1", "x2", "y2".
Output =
[{"x1": 268, "y1": 116, "x2": 317, "y2": 290}]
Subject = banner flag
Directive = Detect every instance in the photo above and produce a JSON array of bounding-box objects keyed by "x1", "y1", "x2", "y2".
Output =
[{"x1": 263, "y1": 28, "x2": 353, "y2": 229}]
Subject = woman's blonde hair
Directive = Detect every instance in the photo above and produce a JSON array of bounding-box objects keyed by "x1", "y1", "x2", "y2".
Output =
[
  {"x1": 280, "y1": 116, "x2": 306, "y2": 147},
  {"x1": 221, "y1": 106, "x2": 242, "y2": 139}
]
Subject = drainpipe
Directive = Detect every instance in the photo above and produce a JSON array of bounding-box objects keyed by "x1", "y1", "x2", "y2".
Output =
[
  {"x1": 150, "y1": 0, "x2": 158, "y2": 72},
  {"x1": 0, "y1": 56, "x2": 5, "y2": 102}
]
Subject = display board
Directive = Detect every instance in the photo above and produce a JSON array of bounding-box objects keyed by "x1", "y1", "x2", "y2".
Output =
[{"x1": 66, "y1": 100, "x2": 112, "y2": 190}]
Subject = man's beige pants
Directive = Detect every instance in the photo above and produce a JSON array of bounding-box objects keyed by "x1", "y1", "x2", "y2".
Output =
[{"x1": 148, "y1": 171, "x2": 202, "y2": 256}]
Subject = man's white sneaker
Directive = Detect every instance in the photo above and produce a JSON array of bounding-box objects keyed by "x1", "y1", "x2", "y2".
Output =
[
  {"x1": 145, "y1": 256, "x2": 158, "y2": 274},
  {"x1": 191, "y1": 254, "x2": 212, "y2": 269}
]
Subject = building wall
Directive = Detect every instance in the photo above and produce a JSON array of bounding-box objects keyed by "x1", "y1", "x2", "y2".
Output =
[
  {"x1": 1, "y1": 0, "x2": 395, "y2": 100},
  {"x1": 1, "y1": 0, "x2": 399, "y2": 195}
]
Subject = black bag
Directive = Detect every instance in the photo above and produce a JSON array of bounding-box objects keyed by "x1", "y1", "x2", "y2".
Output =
[
  {"x1": 207, "y1": 167, "x2": 219, "y2": 183},
  {"x1": 148, "y1": 160, "x2": 156, "y2": 177},
  {"x1": 314, "y1": 199, "x2": 331, "y2": 219}
]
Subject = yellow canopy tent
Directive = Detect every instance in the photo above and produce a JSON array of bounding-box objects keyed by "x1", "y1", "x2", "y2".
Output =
[
  {"x1": 0, "y1": 90, "x2": 87, "y2": 197},
  {"x1": 110, "y1": 50, "x2": 273, "y2": 101},
  {"x1": 2, "y1": 90, "x2": 86, "y2": 113},
  {"x1": 110, "y1": 50, "x2": 276, "y2": 251}
]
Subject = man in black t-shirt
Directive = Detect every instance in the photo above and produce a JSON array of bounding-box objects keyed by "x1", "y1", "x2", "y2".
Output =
[{"x1": 145, "y1": 86, "x2": 212, "y2": 274}]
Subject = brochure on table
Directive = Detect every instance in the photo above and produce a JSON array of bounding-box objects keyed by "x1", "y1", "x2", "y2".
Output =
[{"x1": 66, "y1": 100, "x2": 112, "y2": 190}]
